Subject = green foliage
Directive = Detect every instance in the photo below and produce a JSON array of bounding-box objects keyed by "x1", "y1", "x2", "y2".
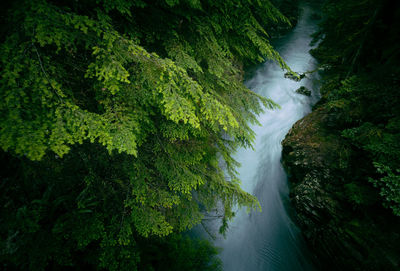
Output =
[
  {"x1": 312, "y1": 0, "x2": 400, "y2": 73},
  {"x1": 369, "y1": 163, "x2": 400, "y2": 216},
  {"x1": 0, "y1": 146, "x2": 220, "y2": 270},
  {"x1": 138, "y1": 235, "x2": 222, "y2": 271},
  {"x1": 0, "y1": 0, "x2": 289, "y2": 160},
  {"x1": 270, "y1": 0, "x2": 299, "y2": 27},
  {"x1": 0, "y1": 0, "x2": 292, "y2": 269},
  {"x1": 341, "y1": 99, "x2": 400, "y2": 216},
  {"x1": 344, "y1": 182, "x2": 378, "y2": 207}
]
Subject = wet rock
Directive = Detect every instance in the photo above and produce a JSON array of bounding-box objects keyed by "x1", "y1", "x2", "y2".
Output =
[
  {"x1": 281, "y1": 107, "x2": 400, "y2": 271},
  {"x1": 284, "y1": 71, "x2": 306, "y2": 81},
  {"x1": 295, "y1": 86, "x2": 311, "y2": 96}
]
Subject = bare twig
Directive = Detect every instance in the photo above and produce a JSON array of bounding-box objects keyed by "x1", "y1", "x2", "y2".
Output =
[{"x1": 32, "y1": 42, "x2": 63, "y2": 101}]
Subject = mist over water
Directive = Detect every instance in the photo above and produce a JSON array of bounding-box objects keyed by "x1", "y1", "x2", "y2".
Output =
[{"x1": 212, "y1": 4, "x2": 320, "y2": 271}]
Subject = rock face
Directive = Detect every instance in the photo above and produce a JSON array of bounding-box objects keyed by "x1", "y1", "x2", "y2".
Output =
[
  {"x1": 295, "y1": 86, "x2": 311, "y2": 96},
  {"x1": 282, "y1": 106, "x2": 400, "y2": 271}
]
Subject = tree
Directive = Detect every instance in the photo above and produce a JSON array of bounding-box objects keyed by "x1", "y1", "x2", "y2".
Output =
[{"x1": 0, "y1": 0, "x2": 291, "y2": 269}]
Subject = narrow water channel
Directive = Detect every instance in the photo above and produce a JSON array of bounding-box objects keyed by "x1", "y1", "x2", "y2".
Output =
[{"x1": 212, "y1": 4, "x2": 320, "y2": 271}]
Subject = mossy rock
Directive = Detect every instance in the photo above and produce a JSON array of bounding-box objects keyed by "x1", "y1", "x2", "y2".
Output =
[
  {"x1": 284, "y1": 71, "x2": 305, "y2": 81},
  {"x1": 295, "y1": 86, "x2": 311, "y2": 96}
]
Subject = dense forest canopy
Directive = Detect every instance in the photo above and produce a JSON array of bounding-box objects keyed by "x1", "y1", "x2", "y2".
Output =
[{"x1": 0, "y1": 0, "x2": 295, "y2": 269}]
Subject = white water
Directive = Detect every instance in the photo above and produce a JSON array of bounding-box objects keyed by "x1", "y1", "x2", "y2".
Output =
[{"x1": 212, "y1": 5, "x2": 320, "y2": 271}]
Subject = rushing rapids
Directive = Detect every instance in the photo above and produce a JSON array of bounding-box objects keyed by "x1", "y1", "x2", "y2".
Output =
[{"x1": 197, "y1": 4, "x2": 321, "y2": 271}]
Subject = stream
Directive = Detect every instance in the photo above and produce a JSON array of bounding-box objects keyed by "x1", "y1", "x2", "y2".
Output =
[{"x1": 202, "y1": 4, "x2": 321, "y2": 271}]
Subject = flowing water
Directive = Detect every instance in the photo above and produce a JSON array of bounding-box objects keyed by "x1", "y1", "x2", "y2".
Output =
[{"x1": 208, "y1": 4, "x2": 320, "y2": 271}]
